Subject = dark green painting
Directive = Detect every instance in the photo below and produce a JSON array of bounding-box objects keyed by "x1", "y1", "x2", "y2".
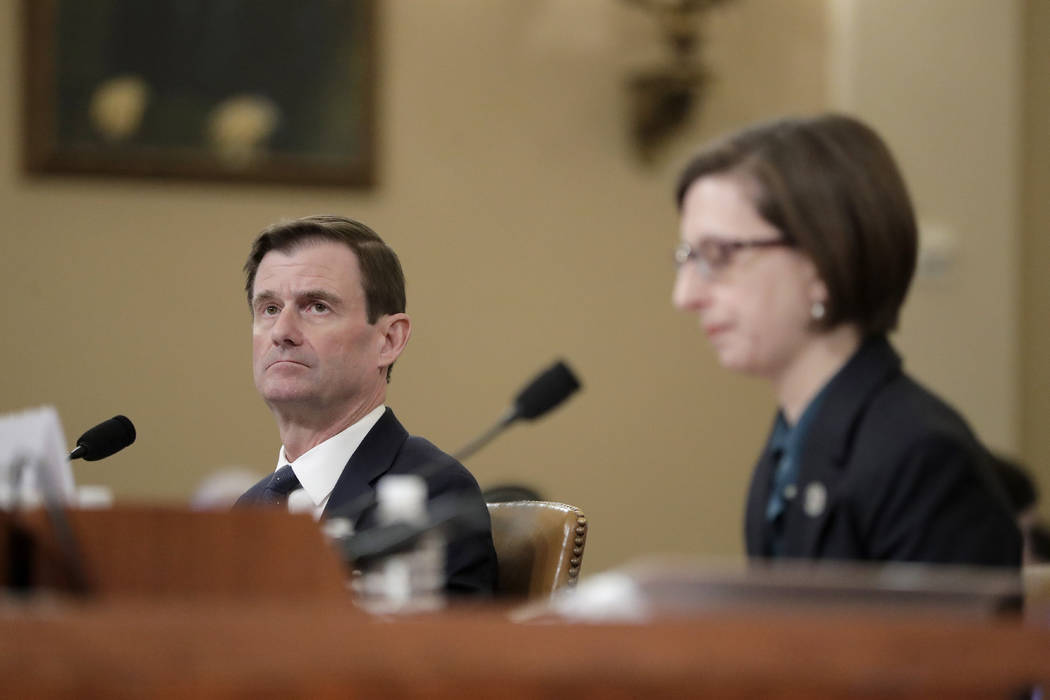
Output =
[{"x1": 23, "y1": 0, "x2": 376, "y2": 186}]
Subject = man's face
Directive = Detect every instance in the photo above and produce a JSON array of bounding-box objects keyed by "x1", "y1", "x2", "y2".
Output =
[{"x1": 251, "y1": 240, "x2": 389, "y2": 416}]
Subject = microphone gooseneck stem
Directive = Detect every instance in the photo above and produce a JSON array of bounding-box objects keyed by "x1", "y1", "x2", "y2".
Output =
[
  {"x1": 450, "y1": 408, "x2": 517, "y2": 463},
  {"x1": 324, "y1": 408, "x2": 515, "y2": 523},
  {"x1": 44, "y1": 496, "x2": 91, "y2": 596},
  {"x1": 4, "y1": 457, "x2": 91, "y2": 597}
]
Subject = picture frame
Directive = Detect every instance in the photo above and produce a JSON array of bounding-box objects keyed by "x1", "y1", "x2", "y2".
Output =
[{"x1": 22, "y1": 0, "x2": 377, "y2": 187}]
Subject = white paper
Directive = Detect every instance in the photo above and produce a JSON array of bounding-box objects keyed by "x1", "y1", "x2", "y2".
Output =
[{"x1": 0, "y1": 405, "x2": 76, "y2": 507}]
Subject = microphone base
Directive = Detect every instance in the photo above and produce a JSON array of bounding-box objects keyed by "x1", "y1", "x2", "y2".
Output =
[{"x1": 6, "y1": 522, "x2": 35, "y2": 594}]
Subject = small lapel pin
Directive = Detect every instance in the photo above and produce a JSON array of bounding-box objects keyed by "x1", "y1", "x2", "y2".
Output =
[{"x1": 804, "y1": 482, "x2": 827, "y2": 518}]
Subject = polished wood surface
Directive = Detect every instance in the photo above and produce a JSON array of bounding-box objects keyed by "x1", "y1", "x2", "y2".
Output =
[
  {"x1": 2, "y1": 507, "x2": 1048, "y2": 698},
  {"x1": 1, "y1": 506, "x2": 349, "y2": 600},
  {"x1": 1, "y1": 598, "x2": 1048, "y2": 699}
]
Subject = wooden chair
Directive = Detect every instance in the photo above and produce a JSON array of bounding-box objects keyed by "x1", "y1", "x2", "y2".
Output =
[{"x1": 486, "y1": 500, "x2": 587, "y2": 600}]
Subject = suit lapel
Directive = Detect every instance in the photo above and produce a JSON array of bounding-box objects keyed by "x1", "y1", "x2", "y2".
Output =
[
  {"x1": 745, "y1": 422, "x2": 779, "y2": 556},
  {"x1": 234, "y1": 477, "x2": 270, "y2": 507},
  {"x1": 782, "y1": 337, "x2": 902, "y2": 556},
  {"x1": 322, "y1": 408, "x2": 409, "y2": 521},
  {"x1": 780, "y1": 456, "x2": 839, "y2": 556}
]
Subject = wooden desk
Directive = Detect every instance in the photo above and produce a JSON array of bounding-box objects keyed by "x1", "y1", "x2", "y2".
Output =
[
  {"x1": 2, "y1": 506, "x2": 1047, "y2": 697},
  {"x1": 1, "y1": 598, "x2": 1048, "y2": 699}
]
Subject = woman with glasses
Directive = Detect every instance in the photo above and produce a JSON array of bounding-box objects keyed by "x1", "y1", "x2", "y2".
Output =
[{"x1": 672, "y1": 114, "x2": 1020, "y2": 566}]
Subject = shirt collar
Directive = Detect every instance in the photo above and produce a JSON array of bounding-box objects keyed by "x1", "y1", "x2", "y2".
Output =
[
  {"x1": 769, "y1": 413, "x2": 791, "y2": 457},
  {"x1": 275, "y1": 405, "x2": 386, "y2": 511},
  {"x1": 770, "y1": 378, "x2": 832, "y2": 464}
]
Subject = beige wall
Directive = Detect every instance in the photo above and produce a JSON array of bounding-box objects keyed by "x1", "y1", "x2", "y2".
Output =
[
  {"x1": 1, "y1": 0, "x2": 827, "y2": 575},
  {"x1": 831, "y1": 0, "x2": 1050, "y2": 517},
  {"x1": 1, "y1": 0, "x2": 1043, "y2": 575},
  {"x1": 1022, "y1": 0, "x2": 1050, "y2": 508},
  {"x1": 831, "y1": 0, "x2": 1050, "y2": 514},
  {"x1": 831, "y1": 0, "x2": 1021, "y2": 453}
]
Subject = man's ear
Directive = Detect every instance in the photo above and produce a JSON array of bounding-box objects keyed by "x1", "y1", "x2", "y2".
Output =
[{"x1": 377, "y1": 313, "x2": 411, "y2": 369}]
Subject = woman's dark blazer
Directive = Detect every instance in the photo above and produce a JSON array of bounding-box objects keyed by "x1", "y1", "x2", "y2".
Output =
[{"x1": 744, "y1": 336, "x2": 1021, "y2": 567}]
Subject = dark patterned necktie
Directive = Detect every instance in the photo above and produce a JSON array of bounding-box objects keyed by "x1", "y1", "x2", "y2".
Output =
[{"x1": 261, "y1": 465, "x2": 301, "y2": 506}]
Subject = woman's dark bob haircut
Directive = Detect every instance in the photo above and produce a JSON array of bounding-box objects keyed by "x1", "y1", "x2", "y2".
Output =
[{"x1": 675, "y1": 113, "x2": 918, "y2": 336}]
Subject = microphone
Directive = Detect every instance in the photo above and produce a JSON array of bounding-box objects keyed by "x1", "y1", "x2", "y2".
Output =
[
  {"x1": 6, "y1": 411, "x2": 124, "y2": 597},
  {"x1": 326, "y1": 360, "x2": 582, "y2": 563},
  {"x1": 340, "y1": 490, "x2": 492, "y2": 565},
  {"x1": 324, "y1": 361, "x2": 581, "y2": 528},
  {"x1": 452, "y1": 359, "x2": 581, "y2": 462},
  {"x1": 511, "y1": 359, "x2": 582, "y2": 420},
  {"x1": 68, "y1": 415, "x2": 136, "y2": 461}
]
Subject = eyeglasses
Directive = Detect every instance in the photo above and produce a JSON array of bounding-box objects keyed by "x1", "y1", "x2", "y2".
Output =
[{"x1": 673, "y1": 238, "x2": 791, "y2": 279}]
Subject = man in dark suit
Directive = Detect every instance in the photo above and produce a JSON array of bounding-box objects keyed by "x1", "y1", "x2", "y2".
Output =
[{"x1": 235, "y1": 215, "x2": 497, "y2": 595}]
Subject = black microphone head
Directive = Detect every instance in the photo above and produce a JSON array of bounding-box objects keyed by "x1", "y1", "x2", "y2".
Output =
[
  {"x1": 71, "y1": 415, "x2": 136, "y2": 461},
  {"x1": 511, "y1": 360, "x2": 581, "y2": 421}
]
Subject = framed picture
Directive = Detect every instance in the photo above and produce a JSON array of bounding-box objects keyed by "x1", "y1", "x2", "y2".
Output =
[{"x1": 22, "y1": 0, "x2": 376, "y2": 187}]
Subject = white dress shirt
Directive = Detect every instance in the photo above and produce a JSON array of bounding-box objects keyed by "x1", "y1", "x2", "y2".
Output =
[{"x1": 275, "y1": 405, "x2": 386, "y2": 520}]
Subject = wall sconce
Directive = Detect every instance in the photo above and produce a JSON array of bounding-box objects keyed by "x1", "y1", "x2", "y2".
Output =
[{"x1": 624, "y1": 0, "x2": 733, "y2": 162}]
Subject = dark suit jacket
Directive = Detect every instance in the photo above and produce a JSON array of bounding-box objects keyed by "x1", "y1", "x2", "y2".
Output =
[
  {"x1": 744, "y1": 337, "x2": 1021, "y2": 567},
  {"x1": 238, "y1": 409, "x2": 497, "y2": 595}
]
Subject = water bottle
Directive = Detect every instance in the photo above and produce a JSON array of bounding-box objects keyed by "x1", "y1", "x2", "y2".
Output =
[{"x1": 355, "y1": 474, "x2": 446, "y2": 614}]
